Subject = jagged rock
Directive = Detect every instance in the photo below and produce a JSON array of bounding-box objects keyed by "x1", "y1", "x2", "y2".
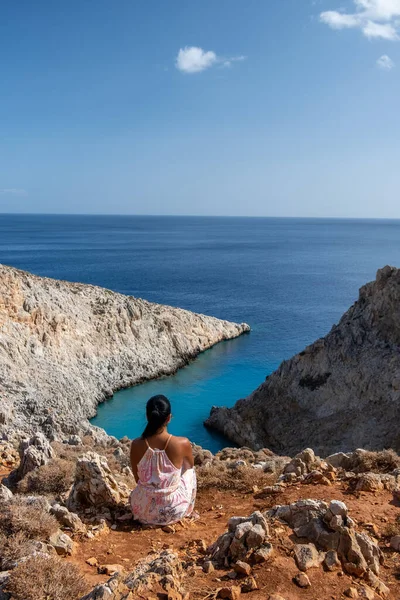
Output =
[
  {"x1": 355, "y1": 474, "x2": 384, "y2": 492},
  {"x1": 358, "y1": 586, "x2": 375, "y2": 600},
  {"x1": 50, "y1": 503, "x2": 86, "y2": 532},
  {"x1": 80, "y1": 582, "x2": 116, "y2": 599},
  {"x1": 324, "y1": 549, "x2": 340, "y2": 571},
  {"x1": 355, "y1": 472, "x2": 398, "y2": 492},
  {"x1": 0, "y1": 484, "x2": 13, "y2": 503},
  {"x1": 245, "y1": 524, "x2": 265, "y2": 549},
  {"x1": 124, "y1": 550, "x2": 184, "y2": 596},
  {"x1": 205, "y1": 267, "x2": 400, "y2": 455},
  {"x1": 64, "y1": 435, "x2": 82, "y2": 446},
  {"x1": 293, "y1": 543, "x2": 322, "y2": 571},
  {"x1": 364, "y1": 571, "x2": 390, "y2": 598},
  {"x1": 0, "y1": 264, "x2": 249, "y2": 440},
  {"x1": 49, "y1": 530, "x2": 74, "y2": 556},
  {"x1": 269, "y1": 499, "x2": 382, "y2": 578},
  {"x1": 326, "y1": 452, "x2": 352, "y2": 470},
  {"x1": 210, "y1": 512, "x2": 271, "y2": 566},
  {"x1": 68, "y1": 452, "x2": 128, "y2": 510},
  {"x1": 253, "y1": 544, "x2": 273, "y2": 563},
  {"x1": 9, "y1": 433, "x2": 56, "y2": 483}
]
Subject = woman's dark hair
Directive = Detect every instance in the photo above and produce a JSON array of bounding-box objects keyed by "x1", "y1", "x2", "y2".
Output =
[{"x1": 141, "y1": 395, "x2": 171, "y2": 439}]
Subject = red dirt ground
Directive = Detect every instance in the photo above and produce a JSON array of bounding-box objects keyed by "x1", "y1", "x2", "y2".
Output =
[{"x1": 68, "y1": 481, "x2": 400, "y2": 599}]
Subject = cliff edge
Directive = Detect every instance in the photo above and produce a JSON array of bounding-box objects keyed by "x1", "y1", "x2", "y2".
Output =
[
  {"x1": 0, "y1": 264, "x2": 249, "y2": 440},
  {"x1": 205, "y1": 265, "x2": 400, "y2": 456}
]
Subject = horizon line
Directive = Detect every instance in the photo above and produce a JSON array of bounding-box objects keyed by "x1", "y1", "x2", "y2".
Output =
[{"x1": 1, "y1": 212, "x2": 400, "y2": 222}]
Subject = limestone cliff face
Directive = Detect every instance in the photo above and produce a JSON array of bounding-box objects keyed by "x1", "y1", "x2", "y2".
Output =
[
  {"x1": 0, "y1": 264, "x2": 249, "y2": 439},
  {"x1": 205, "y1": 266, "x2": 400, "y2": 456}
]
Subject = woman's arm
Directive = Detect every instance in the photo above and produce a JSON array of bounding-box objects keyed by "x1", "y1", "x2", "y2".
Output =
[
  {"x1": 130, "y1": 439, "x2": 142, "y2": 482},
  {"x1": 181, "y1": 438, "x2": 194, "y2": 469}
]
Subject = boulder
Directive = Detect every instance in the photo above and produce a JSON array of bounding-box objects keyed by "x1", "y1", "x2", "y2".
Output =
[
  {"x1": 68, "y1": 452, "x2": 128, "y2": 510},
  {"x1": 12, "y1": 433, "x2": 55, "y2": 482}
]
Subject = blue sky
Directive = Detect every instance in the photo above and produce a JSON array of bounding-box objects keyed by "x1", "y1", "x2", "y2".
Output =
[{"x1": 1, "y1": 0, "x2": 399, "y2": 217}]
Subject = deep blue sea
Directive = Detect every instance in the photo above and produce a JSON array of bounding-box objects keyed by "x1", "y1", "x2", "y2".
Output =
[{"x1": 1, "y1": 214, "x2": 400, "y2": 451}]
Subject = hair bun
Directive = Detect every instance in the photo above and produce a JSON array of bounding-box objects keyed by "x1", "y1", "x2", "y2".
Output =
[{"x1": 151, "y1": 408, "x2": 160, "y2": 417}]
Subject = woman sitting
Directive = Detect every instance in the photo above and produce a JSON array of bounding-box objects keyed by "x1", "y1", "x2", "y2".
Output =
[{"x1": 130, "y1": 394, "x2": 197, "y2": 526}]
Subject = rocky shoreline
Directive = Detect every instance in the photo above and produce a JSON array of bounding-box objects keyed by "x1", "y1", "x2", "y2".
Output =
[
  {"x1": 0, "y1": 264, "x2": 249, "y2": 442},
  {"x1": 205, "y1": 266, "x2": 400, "y2": 456}
]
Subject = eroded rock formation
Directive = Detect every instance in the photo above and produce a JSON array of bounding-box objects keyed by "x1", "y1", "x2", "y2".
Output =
[
  {"x1": 206, "y1": 266, "x2": 400, "y2": 455},
  {"x1": 0, "y1": 264, "x2": 249, "y2": 440}
]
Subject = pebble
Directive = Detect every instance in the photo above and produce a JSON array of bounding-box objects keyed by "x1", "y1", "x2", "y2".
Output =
[
  {"x1": 203, "y1": 560, "x2": 215, "y2": 574},
  {"x1": 241, "y1": 577, "x2": 258, "y2": 592},
  {"x1": 293, "y1": 572, "x2": 311, "y2": 588},
  {"x1": 233, "y1": 561, "x2": 252, "y2": 576},
  {"x1": 218, "y1": 585, "x2": 241, "y2": 599}
]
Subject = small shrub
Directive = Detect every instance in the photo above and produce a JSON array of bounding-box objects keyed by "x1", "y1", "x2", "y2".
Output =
[
  {"x1": 17, "y1": 458, "x2": 75, "y2": 496},
  {"x1": 0, "y1": 495, "x2": 58, "y2": 540},
  {"x1": 382, "y1": 515, "x2": 400, "y2": 539},
  {"x1": 0, "y1": 530, "x2": 35, "y2": 569},
  {"x1": 197, "y1": 462, "x2": 277, "y2": 492},
  {"x1": 349, "y1": 449, "x2": 400, "y2": 474},
  {"x1": 6, "y1": 555, "x2": 89, "y2": 600}
]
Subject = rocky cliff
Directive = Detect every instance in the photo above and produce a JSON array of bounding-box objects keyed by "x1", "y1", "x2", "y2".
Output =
[
  {"x1": 0, "y1": 264, "x2": 249, "y2": 440},
  {"x1": 205, "y1": 266, "x2": 400, "y2": 456}
]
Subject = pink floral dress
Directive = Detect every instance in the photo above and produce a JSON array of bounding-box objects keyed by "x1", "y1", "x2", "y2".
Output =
[{"x1": 130, "y1": 435, "x2": 197, "y2": 526}]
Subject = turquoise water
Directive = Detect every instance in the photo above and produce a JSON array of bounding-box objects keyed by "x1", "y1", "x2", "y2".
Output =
[{"x1": 1, "y1": 215, "x2": 400, "y2": 451}]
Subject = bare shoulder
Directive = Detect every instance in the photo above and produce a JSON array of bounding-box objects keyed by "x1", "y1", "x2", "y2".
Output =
[
  {"x1": 130, "y1": 437, "x2": 145, "y2": 452},
  {"x1": 131, "y1": 437, "x2": 143, "y2": 447},
  {"x1": 172, "y1": 436, "x2": 192, "y2": 450}
]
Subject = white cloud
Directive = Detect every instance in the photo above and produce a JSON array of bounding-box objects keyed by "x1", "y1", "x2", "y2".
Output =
[
  {"x1": 176, "y1": 47, "x2": 246, "y2": 74},
  {"x1": 176, "y1": 47, "x2": 217, "y2": 74},
  {"x1": 363, "y1": 19, "x2": 399, "y2": 38},
  {"x1": 320, "y1": 11, "x2": 360, "y2": 28},
  {"x1": 0, "y1": 188, "x2": 27, "y2": 196},
  {"x1": 320, "y1": 0, "x2": 400, "y2": 39},
  {"x1": 377, "y1": 53, "x2": 395, "y2": 68}
]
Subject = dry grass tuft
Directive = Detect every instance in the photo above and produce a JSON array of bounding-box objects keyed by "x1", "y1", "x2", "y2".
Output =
[
  {"x1": 17, "y1": 458, "x2": 75, "y2": 496},
  {"x1": 0, "y1": 530, "x2": 35, "y2": 569},
  {"x1": 382, "y1": 515, "x2": 400, "y2": 539},
  {"x1": 349, "y1": 449, "x2": 400, "y2": 474},
  {"x1": 6, "y1": 555, "x2": 89, "y2": 600},
  {"x1": 0, "y1": 495, "x2": 58, "y2": 540},
  {"x1": 197, "y1": 461, "x2": 277, "y2": 492}
]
